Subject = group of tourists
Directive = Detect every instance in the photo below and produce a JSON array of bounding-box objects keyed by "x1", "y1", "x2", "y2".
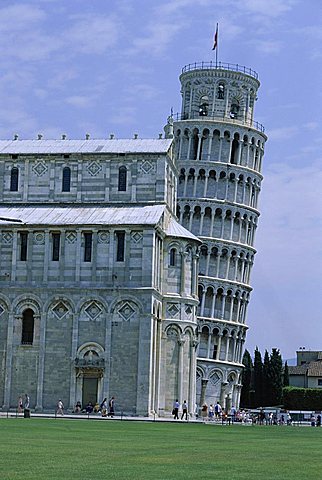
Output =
[{"x1": 72, "y1": 397, "x2": 115, "y2": 417}]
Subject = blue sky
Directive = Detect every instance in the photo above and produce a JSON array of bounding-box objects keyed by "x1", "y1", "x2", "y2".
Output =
[{"x1": 1, "y1": 0, "x2": 321, "y2": 360}]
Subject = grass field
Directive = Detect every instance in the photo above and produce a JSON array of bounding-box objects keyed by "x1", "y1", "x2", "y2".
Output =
[{"x1": 0, "y1": 418, "x2": 320, "y2": 479}]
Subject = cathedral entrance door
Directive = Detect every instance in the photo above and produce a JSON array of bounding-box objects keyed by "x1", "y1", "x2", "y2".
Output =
[{"x1": 82, "y1": 377, "x2": 98, "y2": 406}]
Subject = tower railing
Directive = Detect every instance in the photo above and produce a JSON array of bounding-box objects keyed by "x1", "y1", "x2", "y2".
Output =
[
  {"x1": 181, "y1": 61, "x2": 258, "y2": 80},
  {"x1": 171, "y1": 112, "x2": 265, "y2": 133}
]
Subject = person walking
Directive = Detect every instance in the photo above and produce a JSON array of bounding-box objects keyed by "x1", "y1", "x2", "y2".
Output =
[
  {"x1": 56, "y1": 399, "x2": 64, "y2": 415},
  {"x1": 173, "y1": 399, "x2": 180, "y2": 419},
  {"x1": 181, "y1": 400, "x2": 188, "y2": 420},
  {"x1": 108, "y1": 396, "x2": 115, "y2": 417}
]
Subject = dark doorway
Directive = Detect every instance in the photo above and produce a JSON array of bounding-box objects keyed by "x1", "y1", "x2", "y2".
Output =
[{"x1": 82, "y1": 377, "x2": 98, "y2": 406}]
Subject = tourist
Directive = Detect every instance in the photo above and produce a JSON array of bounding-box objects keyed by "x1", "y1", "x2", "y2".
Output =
[
  {"x1": 214, "y1": 401, "x2": 222, "y2": 418},
  {"x1": 101, "y1": 398, "x2": 107, "y2": 417},
  {"x1": 208, "y1": 404, "x2": 214, "y2": 421},
  {"x1": 17, "y1": 396, "x2": 23, "y2": 414},
  {"x1": 201, "y1": 403, "x2": 208, "y2": 421},
  {"x1": 56, "y1": 399, "x2": 64, "y2": 415},
  {"x1": 172, "y1": 399, "x2": 180, "y2": 419},
  {"x1": 181, "y1": 400, "x2": 188, "y2": 420},
  {"x1": 108, "y1": 396, "x2": 115, "y2": 417},
  {"x1": 74, "y1": 401, "x2": 81, "y2": 413}
]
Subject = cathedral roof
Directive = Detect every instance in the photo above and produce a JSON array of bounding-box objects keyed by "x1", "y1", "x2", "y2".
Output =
[
  {"x1": 0, "y1": 205, "x2": 166, "y2": 226},
  {"x1": 0, "y1": 206, "x2": 199, "y2": 243},
  {"x1": 0, "y1": 138, "x2": 173, "y2": 155}
]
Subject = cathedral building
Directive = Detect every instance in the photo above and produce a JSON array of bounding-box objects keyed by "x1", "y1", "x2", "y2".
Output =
[{"x1": 0, "y1": 61, "x2": 266, "y2": 415}]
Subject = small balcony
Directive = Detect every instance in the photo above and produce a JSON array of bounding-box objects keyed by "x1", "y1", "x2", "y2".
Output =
[
  {"x1": 181, "y1": 61, "x2": 258, "y2": 80},
  {"x1": 171, "y1": 111, "x2": 265, "y2": 133}
]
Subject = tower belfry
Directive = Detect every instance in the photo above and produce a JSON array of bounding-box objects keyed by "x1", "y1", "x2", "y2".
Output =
[{"x1": 173, "y1": 61, "x2": 267, "y2": 409}]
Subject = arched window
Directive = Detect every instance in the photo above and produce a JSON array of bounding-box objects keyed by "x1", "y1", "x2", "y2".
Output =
[
  {"x1": 118, "y1": 166, "x2": 127, "y2": 191},
  {"x1": 230, "y1": 102, "x2": 240, "y2": 119},
  {"x1": 169, "y1": 248, "x2": 176, "y2": 266},
  {"x1": 217, "y1": 83, "x2": 225, "y2": 99},
  {"x1": 21, "y1": 309, "x2": 34, "y2": 345},
  {"x1": 10, "y1": 167, "x2": 19, "y2": 192},
  {"x1": 199, "y1": 95, "x2": 209, "y2": 116},
  {"x1": 62, "y1": 167, "x2": 71, "y2": 192}
]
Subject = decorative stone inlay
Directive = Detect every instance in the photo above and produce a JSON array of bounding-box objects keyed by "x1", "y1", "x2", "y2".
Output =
[
  {"x1": 131, "y1": 231, "x2": 143, "y2": 243},
  {"x1": 32, "y1": 160, "x2": 48, "y2": 177},
  {"x1": 34, "y1": 232, "x2": 45, "y2": 245},
  {"x1": 140, "y1": 160, "x2": 154, "y2": 174},
  {"x1": 167, "y1": 303, "x2": 180, "y2": 318},
  {"x1": 209, "y1": 372, "x2": 221, "y2": 385},
  {"x1": 52, "y1": 301, "x2": 69, "y2": 319},
  {"x1": 98, "y1": 231, "x2": 109, "y2": 244},
  {"x1": 185, "y1": 305, "x2": 193, "y2": 318},
  {"x1": 0, "y1": 305, "x2": 4, "y2": 316},
  {"x1": 84, "y1": 301, "x2": 102, "y2": 321},
  {"x1": 87, "y1": 161, "x2": 102, "y2": 176},
  {"x1": 2, "y1": 232, "x2": 13, "y2": 244},
  {"x1": 66, "y1": 231, "x2": 77, "y2": 244},
  {"x1": 118, "y1": 302, "x2": 135, "y2": 321}
]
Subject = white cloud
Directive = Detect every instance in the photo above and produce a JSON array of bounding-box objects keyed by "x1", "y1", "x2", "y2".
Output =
[
  {"x1": 268, "y1": 125, "x2": 299, "y2": 140},
  {"x1": 66, "y1": 14, "x2": 121, "y2": 55}
]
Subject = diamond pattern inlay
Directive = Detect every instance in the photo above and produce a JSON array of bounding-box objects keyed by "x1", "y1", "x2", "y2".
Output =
[
  {"x1": 87, "y1": 161, "x2": 102, "y2": 176},
  {"x1": 84, "y1": 302, "x2": 102, "y2": 321},
  {"x1": 32, "y1": 161, "x2": 48, "y2": 176},
  {"x1": 118, "y1": 302, "x2": 135, "y2": 321},
  {"x1": 52, "y1": 302, "x2": 68, "y2": 319}
]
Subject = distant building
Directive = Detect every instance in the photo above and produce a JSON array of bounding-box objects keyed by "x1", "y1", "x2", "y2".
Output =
[
  {"x1": 289, "y1": 351, "x2": 322, "y2": 388},
  {"x1": 0, "y1": 61, "x2": 266, "y2": 415}
]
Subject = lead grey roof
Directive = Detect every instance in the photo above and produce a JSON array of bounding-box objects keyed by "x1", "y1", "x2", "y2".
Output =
[
  {"x1": 0, "y1": 205, "x2": 166, "y2": 226},
  {"x1": 0, "y1": 138, "x2": 173, "y2": 155},
  {"x1": 0, "y1": 205, "x2": 200, "y2": 242},
  {"x1": 165, "y1": 216, "x2": 200, "y2": 242}
]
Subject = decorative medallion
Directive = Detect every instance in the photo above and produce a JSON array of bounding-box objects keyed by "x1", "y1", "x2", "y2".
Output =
[
  {"x1": 118, "y1": 302, "x2": 135, "y2": 321},
  {"x1": 33, "y1": 232, "x2": 45, "y2": 245},
  {"x1": 84, "y1": 301, "x2": 102, "y2": 321},
  {"x1": 32, "y1": 160, "x2": 48, "y2": 177},
  {"x1": 87, "y1": 161, "x2": 102, "y2": 176},
  {"x1": 167, "y1": 303, "x2": 180, "y2": 318},
  {"x1": 131, "y1": 231, "x2": 143, "y2": 244},
  {"x1": 140, "y1": 160, "x2": 154, "y2": 174},
  {"x1": 2, "y1": 232, "x2": 13, "y2": 244},
  {"x1": 98, "y1": 231, "x2": 109, "y2": 244},
  {"x1": 52, "y1": 301, "x2": 69, "y2": 319},
  {"x1": 66, "y1": 231, "x2": 77, "y2": 244}
]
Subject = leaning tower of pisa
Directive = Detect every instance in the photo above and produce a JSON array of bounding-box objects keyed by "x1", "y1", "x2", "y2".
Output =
[{"x1": 173, "y1": 61, "x2": 267, "y2": 411}]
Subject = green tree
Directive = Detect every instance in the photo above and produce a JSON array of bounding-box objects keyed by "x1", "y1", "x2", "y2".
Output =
[
  {"x1": 240, "y1": 349, "x2": 253, "y2": 407},
  {"x1": 269, "y1": 348, "x2": 283, "y2": 405},
  {"x1": 253, "y1": 347, "x2": 263, "y2": 406},
  {"x1": 262, "y1": 349, "x2": 272, "y2": 405},
  {"x1": 283, "y1": 361, "x2": 289, "y2": 387}
]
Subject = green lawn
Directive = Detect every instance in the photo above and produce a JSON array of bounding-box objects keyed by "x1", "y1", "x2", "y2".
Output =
[{"x1": 0, "y1": 418, "x2": 320, "y2": 479}]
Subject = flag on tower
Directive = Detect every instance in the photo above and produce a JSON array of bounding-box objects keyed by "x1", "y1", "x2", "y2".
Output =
[{"x1": 212, "y1": 24, "x2": 218, "y2": 50}]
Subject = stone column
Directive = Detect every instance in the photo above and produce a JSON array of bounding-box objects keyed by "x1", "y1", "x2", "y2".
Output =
[
  {"x1": 187, "y1": 134, "x2": 192, "y2": 160},
  {"x1": 188, "y1": 339, "x2": 198, "y2": 416},
  {"x1": 203, "y1": 172, "x2": 209, "y2": 197},
  {"x1": 69, "y1": 311, "x2": 79, "y2": 410},
  {"x1": 220, "y1": 382, "x2": 227, "y2": 408},
  {"x1": 35, "y1": 312, "x2": 46, "y2": 411},
  {"x1": 218, "y1": 136, "x2": 223, "y2": 162},
  {"x1": 177, "y1": 337, "x2": 186, "y2": 403},
  {"x1": 200, "y1": 378, "x2": 208, "y2": 408},
  {"x1": 3, "y1": 312, "x2": 15, "y2": 409},
  {"x1": 216, "y1": 334, "x2": 222, "y2": 360},
  {"x1": 207, "y1": 333, "x2": 212, "y2": 358},
  {"x1": 196, "y1": 134, "x2": 202, "y2": 160},
  {"x1": 180, "y1": 251, "x2": 187, "y2": 296}
]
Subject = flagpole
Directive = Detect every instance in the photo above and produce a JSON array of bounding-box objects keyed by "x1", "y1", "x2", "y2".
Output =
[{"x1": 216, "y1": 23, "x2": 218, "y2": 67}]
